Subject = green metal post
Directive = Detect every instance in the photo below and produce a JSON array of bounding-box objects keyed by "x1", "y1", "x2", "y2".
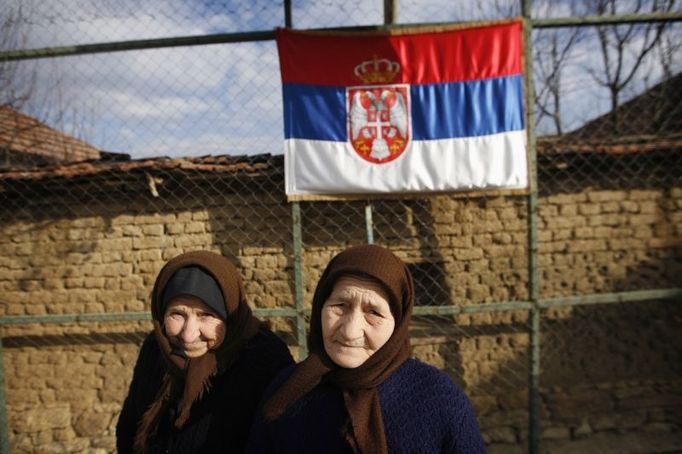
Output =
[
  {"x1": 384, "y1": 0, "x2": 397, "y2": 25},
  {"x1": 284, "y1": 0, "x2": 292, "y2": 28},
  {"x1": 370, "y1": 0, "x2": 396, "y2": 247},
  {"x1": 522, "y1": 0, "x2": 541, "y2": 453},
  {"x1": 292, "y1": 202, "x2": 308, "y2": 359},
  {"x1": 365, "y1": 204, "x2": 375, "y2": 245},
  {"x1": 0, "y1": 338, "x2": 9, "y2": 453}
]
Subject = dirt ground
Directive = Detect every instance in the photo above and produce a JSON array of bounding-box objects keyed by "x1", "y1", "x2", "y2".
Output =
[{"x1": 487, "y1": 432, "x2": 682, "y2": 454}]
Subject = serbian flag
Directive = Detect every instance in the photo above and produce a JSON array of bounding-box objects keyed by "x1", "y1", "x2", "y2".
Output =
[{"x1": 276, "y1": 21, "x2": 528, "y2": 199}]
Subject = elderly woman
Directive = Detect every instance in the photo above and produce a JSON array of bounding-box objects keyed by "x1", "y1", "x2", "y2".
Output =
[
  {"x1": 116, "y1": 251, "x2": 294, "y2": 453},
  {"x1": 247, "y1": 244, "x2": 486, "y2": 454}
]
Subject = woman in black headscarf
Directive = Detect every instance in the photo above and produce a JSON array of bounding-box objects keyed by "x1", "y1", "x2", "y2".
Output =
[
  {"x1": 246, "y1": 244, "x2": 486, "y2": 454},
  {"x1": 116, "y1": 251, "x2": 294, "y2": 453}
]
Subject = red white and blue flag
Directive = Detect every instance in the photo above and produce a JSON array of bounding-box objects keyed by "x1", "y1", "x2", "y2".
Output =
[{"x1": 276, "y1": 21, "x2": 528, "y2": 198}]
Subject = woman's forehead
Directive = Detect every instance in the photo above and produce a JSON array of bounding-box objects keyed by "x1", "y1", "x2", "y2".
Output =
[
  {"x1": 165, "y1": 295, "x2": 214, "y2": 311},
  {"x1": 332, "y1": 275, "x2": 389, "y2": 299}
]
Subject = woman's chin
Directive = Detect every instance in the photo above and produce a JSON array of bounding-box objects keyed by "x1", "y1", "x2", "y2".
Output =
[
  {"x1": 180, "y1": 346, "x2": 209, "y2": 358},
  {"x1": 328, "y1": 349, "x2": 369, "y2": 369}
]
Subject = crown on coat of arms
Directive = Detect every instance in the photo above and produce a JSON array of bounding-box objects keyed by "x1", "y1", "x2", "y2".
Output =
[{"x1": 353, "y1": 56, "x2": 400, "y2": 84}]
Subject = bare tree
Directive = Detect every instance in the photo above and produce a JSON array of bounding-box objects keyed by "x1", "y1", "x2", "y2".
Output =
[
  {"x1": 0, "y1": 3, "x2": 36, "y2": 110},
  {"x1": 534, "y1": 25, "x2": 583, "y2": 135},
  {"x1": 477, "y1": 0, "x2": 583, "y2": 136},
  {"x1": 587, "y1": 0, "x2": 677, "y2": 131},
  {"x1": 655, "y1": 30, "x2": 681, "y2": 80}
]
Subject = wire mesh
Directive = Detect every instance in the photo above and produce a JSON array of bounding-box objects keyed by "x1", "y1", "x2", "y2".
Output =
[
  {"x1": 0, "y1": 0, "x2": 681, "y2": 453},
  {"x1": 539, "y1": 300, "x2": 682, "y2": 453},
  {"x1": 536, "y1": 21, "x2": 682, "y2": 298}
]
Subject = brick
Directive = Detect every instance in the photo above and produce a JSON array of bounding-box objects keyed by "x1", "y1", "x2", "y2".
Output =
[
  {"x1": 578, "y1": 203, "x2": 602, "y2": 215},
  {"x1": 174, "y1": 234, "x2": 213, "y2": 248},
  {"x1": 588, "y1": 214, "x2": 625, "y2": 227},
  {"x1": 184, "y1": 222, "x2": 206, "y2": 234},
  {"x1": 629, "y1": 214, "x2": 660, "y2": 226},
  {"x1": 192, "y1": 211, "x2": 210, "y2": 221},
  {"x1": 552, "y1": 229, "x2": 571, "y2": 240},
  {"x1": 575, "y1": 227, "x2": 594, "y2": 238},
  {"x1": 100, "y1": 238, "x2": 133, "y2": 251},
  {"x1": 638, "y1": 201, "x2": 661, "y2": 214},
  {"x1": 473, "y1": 234, "x2": 492, "y2": 247},
  {"x1": 553, "y1": 216, "x2": 587, "y2": 229},
  {"x1": 621, "y1": 200, "x2": 640, "y2": 213},
  {"x1": 542, "y1": 426, "x2": 570, "y2": 440},
  {"x1": 492, "y1": 232, "x2": 513, "y2": 244},
  {"x1": 141, "y1": 224, "x2": 164, "y2": 236},
  {"x1": 587, "y1": 191, "x2": 627, "y2": 202},
  {"x1": 558, "y1": 204, "x2": 578, "y2": 216},
  {"x1": 454, "y1": 248, "x2": 484, "y2": 260},
  {"x1": 629, "y1": 189, "x2": 662, "y2": 200},
  {"x1": 165, "y1": 223, "x2": 184, "y2": 235},
  {"x1": 132, "y1": 237, "x2": 174, "y2": 250},
  {"x1": 599, "y1": 201, "x2": 620, "y2": 213},
  {"x1": 648, "y1": 238, "x2": 681, "y2": 248},
  {"x1": 568, "y1": 239, "x2": 606, "y2": 253},
  {"x1": 538, "y1": 205, "x2": 558, "y2": 217},
  {"x1": 546, "y1": 193, "x2": 587, "y2": 204},
  {"x1": 449, "y1": 236, "x2": 473, "y2": 248}
]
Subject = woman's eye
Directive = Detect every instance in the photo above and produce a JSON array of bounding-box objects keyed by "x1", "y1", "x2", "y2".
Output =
[{"x1": 366, "y1": 308, "x2": 386, "y2": 318}]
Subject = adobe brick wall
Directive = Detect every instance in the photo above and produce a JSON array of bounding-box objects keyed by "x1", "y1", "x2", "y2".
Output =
[{"x1": 0, "y1": 185, "x2": 680, "y2": 452}]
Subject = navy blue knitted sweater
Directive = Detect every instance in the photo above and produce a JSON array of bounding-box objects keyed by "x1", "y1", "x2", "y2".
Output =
[{"x1": 246, "y1": 358, "x2": 486, "y2": 454}]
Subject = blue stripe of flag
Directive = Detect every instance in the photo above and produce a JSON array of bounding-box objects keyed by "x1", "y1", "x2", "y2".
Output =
[{"x1": 283, "y1": 75, "x2": 525, "y2": 141}]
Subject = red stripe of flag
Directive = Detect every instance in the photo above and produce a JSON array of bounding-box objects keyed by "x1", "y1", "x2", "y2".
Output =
[{"x1": 276, "y1": 21, "x2": 523, "y2": 86}]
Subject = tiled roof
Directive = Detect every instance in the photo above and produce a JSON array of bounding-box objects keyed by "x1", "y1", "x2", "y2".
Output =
[
  {"x1": 570, "y1": 73, "x2": 682, "y2": 138},
  {"x1": 0, "y1": 153, "x2": 283, "y2": 182},
  {"x1": 0, "y1": 106, "x2": 101, "y2": 164}
]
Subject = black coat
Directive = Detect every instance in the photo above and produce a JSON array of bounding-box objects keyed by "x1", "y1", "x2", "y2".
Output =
[{"x1": 116, "y1": 327, "x2": 295, "y2": 454}]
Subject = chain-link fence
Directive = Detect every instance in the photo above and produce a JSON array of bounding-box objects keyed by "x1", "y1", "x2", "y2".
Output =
[{"x1": 1, "y1": 1, "x2": 681, "y2": 453}]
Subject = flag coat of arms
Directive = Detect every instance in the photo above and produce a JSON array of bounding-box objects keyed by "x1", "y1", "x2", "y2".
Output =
[{"x1": 276, "y1": 21, "x2": 528, "y2": 198}]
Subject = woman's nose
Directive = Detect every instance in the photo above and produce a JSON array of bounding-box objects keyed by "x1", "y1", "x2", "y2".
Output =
[
  {"x1": 339, "y1": 309, "x2": 364, "y2": 339},
  {"x1": 180, "y1": 316, "x2": 200, "y2": 342}
]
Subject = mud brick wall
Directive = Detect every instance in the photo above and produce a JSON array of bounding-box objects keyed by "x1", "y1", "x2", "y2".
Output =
[{"x1": 0, "y1": 183, "x2": 680, "y2": 452}]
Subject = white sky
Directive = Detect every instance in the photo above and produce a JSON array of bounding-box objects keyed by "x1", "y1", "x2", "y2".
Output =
[{"x1": 3, "y1": 0, "x2": 680, "y2": 158}]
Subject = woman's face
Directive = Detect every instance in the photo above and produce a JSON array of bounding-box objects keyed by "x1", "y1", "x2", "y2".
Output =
[
  {"x1": 321, "y1": 275, "x2": 396, "y2": 368},
  {"x1": 164, "y1": 295, "x2": 226, "y2": 358}
]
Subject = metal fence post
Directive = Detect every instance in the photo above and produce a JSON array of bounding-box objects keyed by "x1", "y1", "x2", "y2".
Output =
[
  {"x1": 365, "y1": 204, "x2": 375, "y2": 244},
  {"x1": 284, "y1": 0, "x2": 292, "y2": 28},
  {"x1": 384, "y1": 0, "x2": 397, "y2": 25},
  {"x1": 292, "y1": 202, "x2": 308, "y2": 360},
  {"x1": 0, "y1": 338, "x2": 9, "y2": 453},
  {"x1": 521, "y1": 0, "x2": 542, "y2": 452}
]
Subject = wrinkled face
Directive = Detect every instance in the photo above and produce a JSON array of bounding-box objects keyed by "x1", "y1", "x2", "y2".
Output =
[
  {"x1": 321, "y1": 275, "x2": 396, "y2": 368},
  {"x1": 163, "y1": 295, "x2": 226, "y2": 358}
]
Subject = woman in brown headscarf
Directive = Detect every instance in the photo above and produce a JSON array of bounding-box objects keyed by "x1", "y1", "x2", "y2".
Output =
[
  {"x1": 246, "y1": 244, "x2": 486, "y2": 454},
  {"x1": 116, "y1": 251, "x2": 294, "y2": 454}
]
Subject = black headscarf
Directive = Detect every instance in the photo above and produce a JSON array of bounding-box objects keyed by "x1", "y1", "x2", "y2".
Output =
[{"x1": 134, "y1": 251, "x2": 260, "y2": 453}]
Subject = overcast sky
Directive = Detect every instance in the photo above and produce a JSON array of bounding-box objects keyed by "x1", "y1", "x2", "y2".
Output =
[{"x1": 3, "y1": 0, "x2": 680, "y2": 158}]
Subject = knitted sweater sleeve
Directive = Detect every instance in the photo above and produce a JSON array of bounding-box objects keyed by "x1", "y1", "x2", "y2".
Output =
[
  {"x1": 446, "y1": 386, "x2": 486, "y2": 454},
  {"x1": 115, "y1": 333, "x2": 164, "y2": 454},
  {"x1": 443, "y1": 385, "x2": 487, "y2": 454},
  {"x1": 380, "y1": 360, "x2": 487, "y2": 454}
]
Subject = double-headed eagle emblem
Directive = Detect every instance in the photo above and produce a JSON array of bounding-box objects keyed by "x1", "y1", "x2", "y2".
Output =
[{"x1": 347, "y1": 56, "x2": 410, "y2": 164}]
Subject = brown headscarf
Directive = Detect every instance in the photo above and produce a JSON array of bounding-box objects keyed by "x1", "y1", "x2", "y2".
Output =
[
  {"x1": 134, "y1": 251, "x2": 261, "y2": 453},
  {"x1": 263, "y1": 244, "x2": 415, "y2": 454}
]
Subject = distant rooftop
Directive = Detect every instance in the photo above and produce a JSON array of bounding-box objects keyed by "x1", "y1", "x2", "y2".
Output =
[
  {"x1": 0, "y1": 105, "x2": 101, "y2": 168},
  {"x1": 571, "y1": 73, "x2": 682, "y2": 139}
]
